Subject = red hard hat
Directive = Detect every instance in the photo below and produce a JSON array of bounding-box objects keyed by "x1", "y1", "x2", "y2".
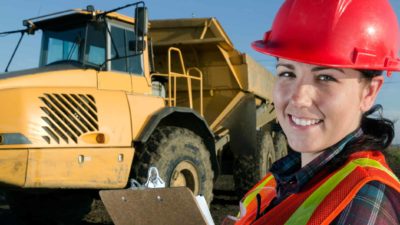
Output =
[{"x1": 252, "y1": 0, "x2": 400, "y2": 72}]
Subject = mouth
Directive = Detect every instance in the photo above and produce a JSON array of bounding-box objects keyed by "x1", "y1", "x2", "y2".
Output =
[{"x1": 289, "y1": 114, "x2": 322, "y2": 127}]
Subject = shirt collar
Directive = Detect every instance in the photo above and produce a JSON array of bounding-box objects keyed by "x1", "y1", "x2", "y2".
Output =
[{"x1": 270, "y1": 128, "x2": 363, "y2": 195}]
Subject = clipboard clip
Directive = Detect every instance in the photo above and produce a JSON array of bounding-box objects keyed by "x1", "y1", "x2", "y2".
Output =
[{"x1": 130, "y1": 167, "x2": 166, "y2": 189}]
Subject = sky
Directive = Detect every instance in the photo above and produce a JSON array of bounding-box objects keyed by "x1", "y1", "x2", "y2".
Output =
[{"x1": 0, "y1": 0, "x2": 400, "y2": 143}]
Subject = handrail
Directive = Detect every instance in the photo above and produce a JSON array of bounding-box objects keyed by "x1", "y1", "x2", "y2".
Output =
[
  {"x1": 187, "y1": 67, "x2": 203, "y2": 116},
  {"x1": 151, "y1": 47, "x2": 204, "y2": 116},
  {"x1": 168, "y1": 47, "x2": 186, "y2": 108}
]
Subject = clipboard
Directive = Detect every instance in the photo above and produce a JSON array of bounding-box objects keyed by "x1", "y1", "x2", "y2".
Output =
[{"x1": 100, "y1": 187, "x2": 209, "y2": 225}]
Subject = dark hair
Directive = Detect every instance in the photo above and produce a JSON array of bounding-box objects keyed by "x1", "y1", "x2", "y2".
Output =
[
  {"x1": 356, "y1": 105, "x2": 394, "y2": 150},
  {"x1": 359, "y1": 69, "x2": 384, "y2": 78},
  {"x1": 326, "y1": 105, "x2": 394, "y2": 171},
  {"x1": 326, "y1": 70, "x2": 394, "y2": 170},
  {"x1": 355, "y1": 70, "x2": 394, "y2": 150}
]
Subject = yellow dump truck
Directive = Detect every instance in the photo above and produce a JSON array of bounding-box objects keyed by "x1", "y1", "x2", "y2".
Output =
[{"x1": 0, "y1": 2, "x2": 286, "y2": 223}]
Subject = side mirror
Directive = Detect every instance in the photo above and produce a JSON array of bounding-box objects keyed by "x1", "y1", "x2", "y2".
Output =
[{"x1": 135, "y1": 7, "x2": 148, "y2": 36}]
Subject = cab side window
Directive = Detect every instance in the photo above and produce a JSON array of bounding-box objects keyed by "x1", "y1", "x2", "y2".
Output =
[
  {"x1": 110, "y1": 25, "x2": 143, "y2": 75},
  {"x1": 86, "y1": 23, "x2": 106, "y2": 66}
]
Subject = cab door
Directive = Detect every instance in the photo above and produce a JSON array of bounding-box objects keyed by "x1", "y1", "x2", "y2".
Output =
[
  {"x1": 98, "y1": 21, "x2": 133, "y2": 92},
  {"x1": 126, "y1": 32, "x2": 152, "y2": 95}
]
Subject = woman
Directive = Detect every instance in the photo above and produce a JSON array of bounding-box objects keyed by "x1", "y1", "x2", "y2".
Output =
[{"x1": 227, "y1": 0, "x2": 400, "y2": 224}]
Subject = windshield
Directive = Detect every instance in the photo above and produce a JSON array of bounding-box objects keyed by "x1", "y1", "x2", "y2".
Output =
[{"x1": 40, "y1": 22, "x2": 106, "y2": 68}]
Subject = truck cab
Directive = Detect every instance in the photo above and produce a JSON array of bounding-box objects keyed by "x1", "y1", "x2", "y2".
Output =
[{"x1": 36, "y1": 8, "x2": 152, "y2": 94}]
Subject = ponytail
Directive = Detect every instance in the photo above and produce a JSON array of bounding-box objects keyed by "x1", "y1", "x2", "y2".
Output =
[
  {"x1": 359, "y1": 104, "x2": 394, "y2": 150},
  {"x1": 356, "y1": 70, "x2": 394, "y2": 150}
]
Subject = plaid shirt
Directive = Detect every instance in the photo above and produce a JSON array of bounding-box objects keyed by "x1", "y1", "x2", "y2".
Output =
[{"x1": 269, "y1": 129, "x2": 400, "y2": 225}]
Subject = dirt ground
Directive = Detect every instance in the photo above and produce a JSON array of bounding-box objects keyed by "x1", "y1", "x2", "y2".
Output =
[
  {"x1": 0, "y1": 176, "x2": 239, "y2": 225},
  {"x1": 0, "y1": 193, "x2": 238, "y2": 225}
]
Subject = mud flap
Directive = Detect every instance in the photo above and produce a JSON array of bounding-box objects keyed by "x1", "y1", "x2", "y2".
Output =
[{"x1": 99, "y1": 187, "x2": 208, "y2": 225}]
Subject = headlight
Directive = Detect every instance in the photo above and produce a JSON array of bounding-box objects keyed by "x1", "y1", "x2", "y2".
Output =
[{"x1": 0, "y1": 133, "x2": 31, "y2": 145}]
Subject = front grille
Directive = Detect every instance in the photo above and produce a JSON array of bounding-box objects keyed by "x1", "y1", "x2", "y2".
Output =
[{"x1": 39, "y1": 93, "x2": 98, "y2": 144}]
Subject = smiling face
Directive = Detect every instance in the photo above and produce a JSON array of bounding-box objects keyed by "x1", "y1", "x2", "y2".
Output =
[{"x1": 273, "y1": 59, "x2": 383, "y2": 156}]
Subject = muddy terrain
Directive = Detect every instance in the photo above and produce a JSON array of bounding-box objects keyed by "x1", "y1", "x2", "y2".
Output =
[
  {"x1": 0, "y1": 176, "x2": 239, "y2": 225},
  {"x1": 0, "y1": 193, "x2": 238, "y2": 225}
]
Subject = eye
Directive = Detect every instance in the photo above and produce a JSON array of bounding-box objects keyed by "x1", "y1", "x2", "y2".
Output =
[
  {"x1": 316, "y1": 74, "x2": 337, "y2": 82},
  {"x1": 277, "y1": 71, "x2": 296, "y2": 78}
]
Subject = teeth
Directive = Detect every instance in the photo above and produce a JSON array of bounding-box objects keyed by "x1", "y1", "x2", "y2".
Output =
[{"x1": 291, "y1": 116, "x2": 321, "y2": 126}]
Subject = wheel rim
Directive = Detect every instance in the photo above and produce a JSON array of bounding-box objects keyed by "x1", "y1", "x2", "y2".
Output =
[{"x1": 170, "y1": 161, "x2": 199, "y2": 195}]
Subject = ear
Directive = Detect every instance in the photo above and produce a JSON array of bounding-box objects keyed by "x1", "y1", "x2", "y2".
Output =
[{"x1": 360, "y1": 76, "x2": 384, "y2": 112}]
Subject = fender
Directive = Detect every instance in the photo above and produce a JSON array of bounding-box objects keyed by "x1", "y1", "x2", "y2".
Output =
[{"x1": 135, "y1": 107, "x2": 220, "y2": 179}]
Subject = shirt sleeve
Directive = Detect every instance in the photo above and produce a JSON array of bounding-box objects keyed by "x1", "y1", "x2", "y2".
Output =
[{"x1": 331, "y1": 181, "x2": 400, "y2": 225}]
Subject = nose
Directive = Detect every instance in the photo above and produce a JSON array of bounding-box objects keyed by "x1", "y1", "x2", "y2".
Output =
[{"x1": 289, "y1": 82, "x2": 314, "y2": 108}]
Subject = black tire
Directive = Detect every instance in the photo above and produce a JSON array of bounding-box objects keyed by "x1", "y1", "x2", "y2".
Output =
[
  {"x1": 6, "y1": 190, "x2": 94, "y2": 225},
  {"x1": 233, "y1": 126, "x2": 275, "y2": 197},
  {"x1": 274, "y1": 131, "x2": 288, "y2": 160},
  {"x1": 134, "y1": 126, "x2": 214, "y2": 203}
]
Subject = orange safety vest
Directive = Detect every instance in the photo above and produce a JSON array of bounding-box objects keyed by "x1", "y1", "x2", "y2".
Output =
[{"x1": 234, "y1": 151, "x2": 400, "y2": 225}]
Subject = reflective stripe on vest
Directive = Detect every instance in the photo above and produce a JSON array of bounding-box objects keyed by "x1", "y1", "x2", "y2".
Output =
[
  {"x1": 242, "y1": 174, "x2": 275, "y2": 208},
  {"x1": 285, "y1": 158, "x2": 399, "y2": 225},
  {"x1": 238, "y1": 152, "x2": 400, "y2": 225}
]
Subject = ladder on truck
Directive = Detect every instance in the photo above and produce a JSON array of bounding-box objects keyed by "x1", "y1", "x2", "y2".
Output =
[{"x1": 151, "y1": 47, "x2": 204, "y2": 116}]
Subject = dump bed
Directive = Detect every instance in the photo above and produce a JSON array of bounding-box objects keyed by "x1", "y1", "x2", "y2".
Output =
[
  {"x1": 149, "y1": 18, "x2": 275, "y2": 129},
  {"x1": 149, "y1": 18, "x2": 274, "y2": 99}
]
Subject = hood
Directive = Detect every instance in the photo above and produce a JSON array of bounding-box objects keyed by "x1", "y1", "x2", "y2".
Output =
[{"x1": 0, "y1": 63, "x2": 98, "y2": 90}]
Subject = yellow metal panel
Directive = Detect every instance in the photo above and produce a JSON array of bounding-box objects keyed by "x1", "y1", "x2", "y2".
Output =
[
  {"x1": 234, "y1": 54, "x2": 276, "y2": 101},
  {"x1": 217, "y1": 45, "x2": 242, "y2": 89},
  {"x1": 25, "y1": 148, "x2": 134, "y2": 188},
  {"x1": 131, "y1": 75, "x2": 152, "y2": 94},
  {"x1": 93, "y1": 90, "x2": 132, "y2": 146},
  {"x1": 0, "y1": 88, "x2": 48, "y2": 148},
  {"x1": 207, "y1": 18, "x2": 234, "y2": 48},
  {"x1": 127, "y1": 94, "x2": 165, "y2": 140},
  {"x1": 0, "y1": 69, "x2": 97, "y2": 89},
  {"x1": 98, "y1": 71, "x2": 132, "y2": 92},
  {"x1": 0, "y1": 149, "x2": 28, "y2": 187},
  {"x1": 107, "y1": 12, "x2": 135, "y2": 24},
  {"x1": 49, "y1": 10, "x2": 134, "y2": 25},
  {"x1": 203, "y1": 66, "x2": 238, "y2": 88},
  {"x1": 0, "y1": 88, "x2": 132, "y2": 148},
  {"x1": 150, "y1": 18, "x2": 234, "y2": 50},
  {"x1": 210, "y1": 92, "x2": 245, "y2": 130},
  {"x1": 201, "y1": 89, "x2": 240, "y2": 126}
]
